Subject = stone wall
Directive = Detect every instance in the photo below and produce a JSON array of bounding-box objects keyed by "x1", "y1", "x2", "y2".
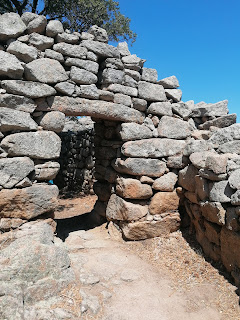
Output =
[
  {"x1": 54, "y1": 117, "x2": 95, "y2": 196},
  {"x1": 0, "y1": 12, "x2": 240, "y2": 285}
]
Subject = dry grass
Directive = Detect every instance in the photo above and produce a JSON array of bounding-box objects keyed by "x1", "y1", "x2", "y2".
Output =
[{"x1": 127, "y1": 229, "x2": 240, "y2": 320}]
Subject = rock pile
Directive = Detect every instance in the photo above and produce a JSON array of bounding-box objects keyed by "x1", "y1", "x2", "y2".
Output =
[{"x1": 0, "y1": 12, "x2": 240, "y2": 285}]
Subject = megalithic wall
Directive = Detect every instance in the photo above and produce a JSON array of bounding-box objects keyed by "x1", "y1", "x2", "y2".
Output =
[{"x1": 0, "y1": 12, "x2": 240, "y2": 286}]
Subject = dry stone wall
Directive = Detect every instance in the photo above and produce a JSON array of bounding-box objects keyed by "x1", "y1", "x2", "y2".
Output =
[{"x1": 0, "y1": 12, "x2": 240, "y2": 285}]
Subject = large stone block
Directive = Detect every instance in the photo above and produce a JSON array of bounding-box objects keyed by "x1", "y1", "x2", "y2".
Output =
[
  {"x1": 0, "y1": 51, "x2": 24, "y2": 79},
  {"x1": 0, "y1": 13, "x2": 26, "y2": 41},
  {"x1": 0, "y1": 184, "x2": 59, "y2": 219},
  {"x1": 70, "y1": 66, "x2": 97, "y2": 84},
  {"x1": 209, "y1": 181, "x2": 234, "y2": 203},
  {"x1": 117, "y1": 123, "x2": 153, "y2": 141},
  {"x1": 138, "y1": 81, "x2": 166, "y2": 101},
  {"x1": 191, "y1": 100, "x2": 229, "y2": 117},
  {"x1": 38, "y1": 111, "x2": 65, "y2": 133},
  {"x1": 218, "y1": 141, "x2": 240, "y2": 154},
  {"x1": 0, "y1": 131, "x2": 61, "y2": 159},
  {"x1": 149, "y1": 190, "x2": 180, "y2": 215},
  {"x1": 158, "y1": 76, "x2": 179, "y2": 89},
  {"x1": 121, "y1": 138, "x2": 186, "y2": 158},
  {"x1": 106, "y1": 194, "x2": 148, "y2": 221},
  {"x1": 147, "y1": 102, "x2": 172, "y2": 116},
  {"x1": 34, "y1": 161, "x2": 60, "y2": 180},
  {"x1": 0, "y1": 157, "x2": 34, "y2": 188},
  {"x1": 1, "y1": 80, "x2": 56, "y2": 98},
  {"x1": 199, "y1": 114, "x2": 237, "y2": 130},
  {"x1": 116, "y1": 177, "x2": 153, "y2": 199},
  {"x1": 7, "y1": 40, "x2": 38, "y2": 63},
  {"x1": 158, "y1": 116, "x2": 191, "y2": 139},
  {"x1": 106, "y1": 84, "x2": 138, "y2": 97},
  {"x1": 65, "y1": 58, "x2": 99, "y2": 74},
  {"x1": 229, "y1": 169, "x2": 240, "y2": 189},
  {"x1": 165, "y1": 89, "x2": 182, "y2": 102},
  {"x1": 200, "y1": 201, "x2": 226, "y2": 225},
  {"x1": 80, "y1": 40, "x2": 120, "y2": 58},
  {"x1": 53, "y1": 43, "x2": 87, "y2": 59},
  {"x1": 29, "y1": 33, "x2": 54, "y2": 51},
  {"x1": 121, "y1": 212, "x2": 181, "y2": 240},
  {"x1": 178, "y1": 164, "x2": 199, "y2": 192},
  {"x1": 0, "y1": 94, "x2": 36, "y2": 113},
  {"x1": 189, "y1": 151, "x2": 217, "y2": 169},
  {"x1": 0, "y1": 107, "x2": 38, "y2": 132},
  {"x1": 25, "y1": 58, "x2": 68, "y2": 84},
  {"x1": 101, "y1": 68, "x2": 124, "y2": 84},
  {"x1": 152, "y1": 172, "x2": 178, "y2": 192},
  {"x1": 46, "y1": 96, "x2": 144, "y2": 123},
  {"x1": 113, "y1": 158, "x2": 167, "y2": 177}
]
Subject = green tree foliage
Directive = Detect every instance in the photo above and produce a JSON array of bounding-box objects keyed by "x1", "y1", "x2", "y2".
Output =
[{"x1": 0, "y1": 0, "x2": 136, "y2": 43}]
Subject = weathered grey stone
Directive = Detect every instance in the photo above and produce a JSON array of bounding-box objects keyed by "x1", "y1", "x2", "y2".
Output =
[
  {"x1": 178, "y1": 164, "x2": 199, "y2": 192},
  {"x1": 0, "y1": 13, "x2": 26, "y2": 41},
  {"x1": 209, "y1": 124, "x2": 240, "y2": 146},
  {"x1": 15, "y1": 177, "x2": 32, "y2": 187},
  {"x1": 141, "y1": 68, "x2": 158, "y2": 83},
  {"x1": 65, "y1": 58, "x2": 99, "y2": 74},
  {"x1": 132, "y1": 98, "x2": 147, "y2": 112},
  {"x1": 105, "y1": 84, "x2": 138, "y2": 97},
  {"x1": 117, "y1": 42, "x2": 130, "y2": 56},
  {"x1": 0, "y1": 94, "x2": 36, "y2": 113},
  {"x1": 80, "y1": 84, "x2": 99, "y2": 99},
  {"x1": 116, "y1": 177, "x2": 153, "y2": 199},
  {"x1": 38, "y1": 111, "x2": 65, "y2": 133},
  {"x1": 189, "y1": 151, "x2": 216, "y2": 169},
  {"x1": 218, "y1": 140, "x2": 240, "y2": 154},
  {"x1": 117, "y1": 123, "x2": 153, "y2": 141},
  {"x1": 0, "y1": 107, "x2": 38, "y2": 132},
  {"x1": 113, "y1": 158, "x2": 167, "y2": 177},
  {"x1": 1, "y1": 80, "x2": 56, "y2": 98},
  {"x1": 53, "y1": 43, "x2": 87, "y2": 59},
  {"x1": 34, "y1": 161, "x2": 60, "y2": 180},
  {"x1": 200, "y1": 201, "x2": 226, "y2": 225},
  {"x1": 231, "y1": 190, "x2": 240, "y2": 205},
  {"x1": 54, "y1": 82, "x2": 75, "y2": 96},
  {"x1": 152, "y1": 172, "x2": 178, "y2": 191},
  {"x1": 165, "y1": 89, "x2": 182, "y2": 102},
  {"x1": 25, "y1": 58, "x2": 68, "y2": 84},
  {"x1": 209, "y1": 181, "x2": 234, "y2": 203},
  {"x1": 81, "y1": 40, "x2": 120, "y2": 58},
  {"x1": 7, "y1": 40, "x2": 38, "y2": 63},
  {"x1": 183, "y1": 139, "x2": 212, "y2": 156},
  {"x1": 102, "y1": 58, "x2": 124, "y2": 70},
  {"x1": 29, "y1": 33, "x2": 54, "y2": 50},
  {"x1": 158, "y1": 76, "x2": 179, "y2": 89},
  {"x1": 46, "y1": 20, "x2": 64, "y2": 37},
  {"x1": 21, "y1": 12, "x2": 38, "y2": 25},
  {"x1": 27, "y1": 15, "x2": 47, "y2": 34},
  {"x1": 229, "y1": 169, "x2": 240, "y2": 190},
  {"x1": 70, "y1": 66, "x2": 97, "y2": 84},
  {"x1": 80, "y1": 31, "x2": 94, "y2": 41},
  {"x1": 205, "y1": 154, "x2": 228, "y2": 174},
  {"x1": 0, "y1": 131, "x2": 61, "y2": 159},
  {"x1": 123, "y1": 74, "x2": 138, "y2": 88},
  {"x1": 172, "y1": 102, "x2": 191, "y2": 119},
  {"x1": 149, "y1": 190, "x2": 180, "y2": 215},
  {"x1": 56, "y1": 32, "x2": 79, "y2": 44},
  {"x1": 114, "y1": 93, "x2": 131, "y2": 106},
  {"x1": 191, "y1": 100, "x2": 229, "y2": 117},
  {"x1": 106, "y1": 194, "x2": 148, "y2": 221},
  {"x1": 44, "y1": 49, "x2": 64, "y2": 62},
  {"x1": 122, "y1": 54, "x2": 145, "y2": 71},
  {"x1": 101, "y1": 68, "x2": 124, "y2": 84},
  {"x1": 121, "y1": 213, "x2": 180, "y2": 240},
  {"x1": 125, "y1": 69, "x2": 140, "y2": 81},
  {"x1": 46, "y1": 96, "x2": 144, "y2": 123},
  {"x1": 0, "y1": 157, "x2": 34, "y2": 188},
  {"x1": 167, "y1": 155, "x2": 189, "y2": 169},
  {"x1": 121, "y1": 138, "x2": 186, "y2": 158},
  {"x1": 0, "y1": 51, "x2": 24, "y2": 79},
  {"x1": 98, "y1": 90, "x2": 114, "y2": 102},
  {"x1": 0, "y1": 184, "x2": 59, "y2": 219},
  {"x1": 147, "y1": 101, "x2": 172, "y2": 116},
  {"x1": 138, "y1": 81, "x2": 166, "y2": 102},
  {"x1": 0, "y1": 147, "x2": 7, "y2": 158},
  {"x1": 199, "y1": 168, "x2": 227, "y2": 181},
  {"x1": 88, "y1": 25, "x2": 108, "y2": 43},
  {"x1": 158, "y1": 116, "x2": 191, "y2": 139},
  {"x1": 199, "y1": 114, "x2": 237, "y2": 130},
  {"x1": 226, "y1": 207, "x2": 240, "y2": 231}
]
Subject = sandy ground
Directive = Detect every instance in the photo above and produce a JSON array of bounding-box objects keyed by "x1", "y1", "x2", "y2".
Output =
[{"x1": 54, "y1": 196, "x2": 240, "y2": 320}]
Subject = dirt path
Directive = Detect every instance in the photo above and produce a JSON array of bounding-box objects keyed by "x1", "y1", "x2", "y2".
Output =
[{"x1": 54, "y1": 197, "x2": 240, "y2": 320}]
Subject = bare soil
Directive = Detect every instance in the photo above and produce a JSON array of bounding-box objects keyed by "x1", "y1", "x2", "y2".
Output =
[{"x1": 54, "y1": 195, "x2": 240, "y2": 320}]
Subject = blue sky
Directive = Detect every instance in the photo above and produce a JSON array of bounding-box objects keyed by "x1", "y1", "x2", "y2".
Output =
[{"x1": 115, "y1": 0, "x2": 240, "y2": 120}]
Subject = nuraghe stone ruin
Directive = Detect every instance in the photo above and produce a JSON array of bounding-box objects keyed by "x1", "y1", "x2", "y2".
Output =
[{"x1": 1, "y1": 12, "x2": 240, "y2": 286}]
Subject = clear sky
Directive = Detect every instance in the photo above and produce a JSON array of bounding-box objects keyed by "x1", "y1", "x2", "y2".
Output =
[{"x1": 115, "y1": 0, "x2": 240, "y2": 121}]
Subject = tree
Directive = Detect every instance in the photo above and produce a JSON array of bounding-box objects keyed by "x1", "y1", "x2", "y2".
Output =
[{"x1": 0, "y1": 0, "x2": 136, "y2": 43}]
